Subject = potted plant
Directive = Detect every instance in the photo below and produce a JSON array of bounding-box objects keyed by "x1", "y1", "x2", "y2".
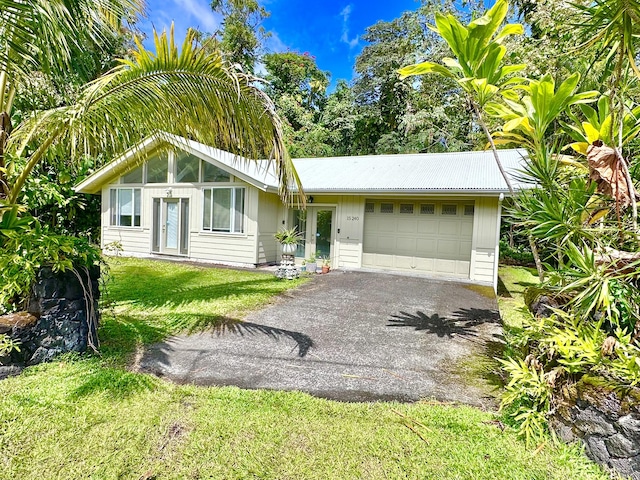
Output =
[
  {"x1": 274, "y1": 227, "x2": 303, "y2": 255},
  {"x1": 321, "y1": 258, "x2": 331, "y2": 274},
  {"x1": 306, "y1": 254, "x2": 317, "y2": 273}
]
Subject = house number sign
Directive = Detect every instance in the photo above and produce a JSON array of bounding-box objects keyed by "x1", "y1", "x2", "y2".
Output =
[{"x1": 346, "y1": 216, "x2": 360, "y2": 221}]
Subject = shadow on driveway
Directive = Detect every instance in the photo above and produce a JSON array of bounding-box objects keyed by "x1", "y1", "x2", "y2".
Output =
[{"x1": 140, "y1": 271, "x2": 502, "y2": 407}]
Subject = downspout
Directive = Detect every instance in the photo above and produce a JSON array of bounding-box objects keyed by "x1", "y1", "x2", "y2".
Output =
[{"x1": 493, "y1": 193, "x2": 504, "y2": 293}]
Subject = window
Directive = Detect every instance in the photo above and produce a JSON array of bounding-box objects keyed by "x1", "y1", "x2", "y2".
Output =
[
  {"x1": 400, "y1": 203, "x2": 414, "y2": 214},
  {"x1": 380, "y1": 203, "x2": 394, "y2": 214},
  {"x1": 202, "y1": 161, "x2": 231, "y2": 182},
  {"x1": 364, "y1": 202, "x2": 374, "y2": 213},
  {"x1": 146, "y1": 154, "x2": 169, "y2": 183},
  {"x1": 122, "y1": 166, "x2": 143, "y2": 184},
  {"x1": 464, "y1": 204, "x2": 475, "y2": 216},
  {"x1": 420, "y1": 204, "x2": 435, "y2": 215},
  {"x1": 441, "y1": 204, "x2": 458, "y2": 216},
  {"x1": 175, "y1": 151, "x2": 199, "y2": 183},
  {"x1": 110, "y1": 188, "x2": 141, "y2": 227},
  {"x1": 202, "y1": 187, "x2": 244, "y2": 233}
]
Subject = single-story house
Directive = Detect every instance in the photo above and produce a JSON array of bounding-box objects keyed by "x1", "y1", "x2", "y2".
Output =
[{"x1": 75, "y1": 134, "x2": 527, "y2": 291}]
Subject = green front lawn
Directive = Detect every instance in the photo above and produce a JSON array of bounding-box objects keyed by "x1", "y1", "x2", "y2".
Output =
[{"x1": 0, "y1": 258, "x2": 605, "y2": 479}]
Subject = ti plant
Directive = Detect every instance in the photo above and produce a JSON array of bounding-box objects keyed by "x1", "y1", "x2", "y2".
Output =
[{"x1": 398, "y1": 0, "x2": 525, "y2": 194}]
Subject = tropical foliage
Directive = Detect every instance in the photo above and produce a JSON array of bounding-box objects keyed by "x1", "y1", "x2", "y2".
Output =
[
  {"x1": 400, "y1": 0, "x2": 640, "y2": 443},
  {"x1": 0, "y1": 0, "x2": 302, "y2": 318}
]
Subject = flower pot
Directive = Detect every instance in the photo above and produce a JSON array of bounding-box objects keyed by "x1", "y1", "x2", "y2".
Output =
[
  {"x1": 306, "y1": 262, "x2": 317, "y2": 273},
  {"x1": 281, "y1": 243, "x2": 296, "y2": 255},
  {"x1": 322, "y1": 265, "x2": 330, "y2": 274}
]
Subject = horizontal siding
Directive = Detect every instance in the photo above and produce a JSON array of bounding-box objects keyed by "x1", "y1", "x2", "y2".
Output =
[
  {"x1": 189, "y1": 234, "x2": 256, "y2": 263},
  {"x1": 102, "y1": 178, "x2": 261, "y2": 265},
  {"x1": 472, "y1": 248, "x2": 496, "y2": 283},
  {"x1": 102, "y1": 228, "x2": 150, "y2": 254},
  {"x1": 337, "y1": 239, "x2": 361, "y2": 268}
]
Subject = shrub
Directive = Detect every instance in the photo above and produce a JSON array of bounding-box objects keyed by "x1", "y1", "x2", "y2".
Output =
[
  {"x1": 500, "y1": 311, "x2": 640, "y2": 443},
  {"x1": 499, "y1": 239, "x2": 535, "y2": 266},
  {"x1": 0, "y1": 208, "x2": 101, "y2": 314}
]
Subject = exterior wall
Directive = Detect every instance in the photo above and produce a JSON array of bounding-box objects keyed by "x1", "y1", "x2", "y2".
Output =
[
  {"x1": 469, "y1": 196, "x2": 501, "y2": 289},
  {"x1": 276, "y1": 194, "x2": 501, "y2": 286},
  {"x1": 101, "y1": 165, "x2": 501, "y2": 287},
  {"x1": 256, "y1": 190, "x2": 281, "y2": 264},
  {"x1": 101, "y1": 180, "x2": 262, "y2": 267},
  {"x1": 334, "y1": 195, "x2": 365, "y2": 269}
]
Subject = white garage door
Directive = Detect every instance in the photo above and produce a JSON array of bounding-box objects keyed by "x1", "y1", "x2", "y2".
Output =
[{"x1": 362, "y1": 200, "x2": 474, "y2": 278}]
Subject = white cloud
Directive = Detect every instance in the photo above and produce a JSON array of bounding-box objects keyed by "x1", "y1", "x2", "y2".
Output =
[
  {"x1": 172, "y1": 0, "x2": 220, "y2": 32},
  {"x1": 264, "y1": 30, "x2": 288, "y2": 53},
  {"x1": 339, "y1": 4, "x2": 358, "y2": 49}
]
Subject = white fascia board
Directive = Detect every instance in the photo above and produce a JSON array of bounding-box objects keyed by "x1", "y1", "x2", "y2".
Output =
[
  {"x1": 293, "y1": 189, "x2": 508, "y2": 196},
  {"x1": 164, "y1": 135, "x2": 273, "y2": 192},
  {"x1": 74, "y1": 135, "x2": 161, "y2": 194}
]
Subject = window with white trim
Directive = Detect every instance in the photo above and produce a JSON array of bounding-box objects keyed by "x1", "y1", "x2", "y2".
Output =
[
  {"x1": 110, "y1": 188, "x2": 141, "y2": 227},
  {"x1": 202, "y1": 187, "x2": 245, "y2": 233}
]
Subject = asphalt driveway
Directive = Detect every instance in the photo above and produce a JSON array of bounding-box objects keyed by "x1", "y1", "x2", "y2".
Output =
[{"x1": 139, "y1": 271, "x2": 503, "y2": 407}]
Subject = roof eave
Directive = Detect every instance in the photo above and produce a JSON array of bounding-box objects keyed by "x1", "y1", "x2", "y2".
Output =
[
  {"x1": 294, "y1": 188, "x2": 512, "y2": 196},
  {"x1": 74, "y1": 135, "x2": 163, "y2": 194}
]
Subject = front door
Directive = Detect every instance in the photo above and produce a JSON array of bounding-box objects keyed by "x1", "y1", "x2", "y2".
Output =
[
  {"x1": 313, "y1": 208, "x2": 334, "y2": 260},
  {"x1": 153, "y1": 198, "x2": 189, "y2": 255},
  {"x1": 290, "y1": 207, "x2": 336, "y2": 262}
]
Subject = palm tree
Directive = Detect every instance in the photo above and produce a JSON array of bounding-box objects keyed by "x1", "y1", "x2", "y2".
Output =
[{"x1": 0, "y1": 0, "x2": 299, "y2": 209}]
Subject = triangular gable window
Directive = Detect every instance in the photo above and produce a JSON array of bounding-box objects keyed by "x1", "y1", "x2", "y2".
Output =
[{"x1": 202, "y1": 161, "x2": 230, "y2": 182}]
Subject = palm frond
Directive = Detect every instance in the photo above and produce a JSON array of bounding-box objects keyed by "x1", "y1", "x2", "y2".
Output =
[
  {"x1": 0, "y1": 0, "x2": 143, "y2": 79},
  {"x1": 8, "y1": 26, "x2": 300, "y2": 204}
]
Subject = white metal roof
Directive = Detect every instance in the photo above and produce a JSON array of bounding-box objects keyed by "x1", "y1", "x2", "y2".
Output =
[
  {"x1": 289, "y1": 149, "x2": 528, "y2": 194},
  {"x1": 75, "y1": 133, "x2": 528, "y2": 195}
]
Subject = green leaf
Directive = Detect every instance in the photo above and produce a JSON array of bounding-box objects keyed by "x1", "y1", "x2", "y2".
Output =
[{"x1": 398, "y1": 61, "x2": 456, "y2": 79}]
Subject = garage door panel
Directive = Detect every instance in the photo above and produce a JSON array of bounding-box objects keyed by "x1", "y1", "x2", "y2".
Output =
[
  {"x1": 363, "y1": 200, "x2": 474, "y2": 278},
  {"x1": 372, "y1": 253, "x2": 393, "y2": 267},
  {"x1": 396, "y1": 237, "x2": 416, "y2": 253},
  {"x1": 435, "y1": 259, "x2": 457, "y2": 274},
  {"x1": 376, "y1": 235, "x2": 396, "y2": 251},
  {"x1": 459, "y1": 240, "x2": 472, "y2": 255},
  {"x1": 394, "y1": 255, "x2": 414, "y2": 269},
  {"x1": 456, "y1": 261, "x2": 471, "y2": 275},
  {"x1": 378, "y1": 219, "x2": 397, "y2": 232},
  {"x1": 417, "y1": 219, "x2": 437, "y2": 234},
  {"x1": 416, "y1": 238, "x2": 436, "y2": 255},
  {"x1": 437, "y1": 239, "x2": 462, "y2": 257},
  {"x1": 437, "y1": 220, "x2": 460, "y2": 236},
  {"x1": 397, "y1": 218, "x2": 417, "y2": 233},
  {"x1": 460, "y1": 221, "x2": 474, "y2": 237},
  {"x1": 413, "y1": 257, "x2": 434, "y2": 271}
]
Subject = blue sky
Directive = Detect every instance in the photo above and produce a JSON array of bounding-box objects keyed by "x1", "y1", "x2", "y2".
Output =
[{"x1": 140, "y1": 0, "x2": 422, "y2": 88}]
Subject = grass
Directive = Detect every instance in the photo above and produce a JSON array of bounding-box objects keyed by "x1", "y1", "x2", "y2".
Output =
[
  {"x1": 0, "y1": 258, "x2": 607, "y2": 479},
  {"x1": 100, "y1": 257, "x2": 308, "y2": 363},
  {"x1": 497, "y1": 265, "x2": 540, "y2": 329}
]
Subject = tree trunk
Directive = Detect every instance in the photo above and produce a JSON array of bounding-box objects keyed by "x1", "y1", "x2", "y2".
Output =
[
  {"x1": 472, "y1": 102, "x2": 515, "y2": 195},
  {"x1": 0, "y1": 111, "x2": 11, "y2": 199},
  {"x1": 529, "y1": 235, "x2": 544, "y2": 282}
]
